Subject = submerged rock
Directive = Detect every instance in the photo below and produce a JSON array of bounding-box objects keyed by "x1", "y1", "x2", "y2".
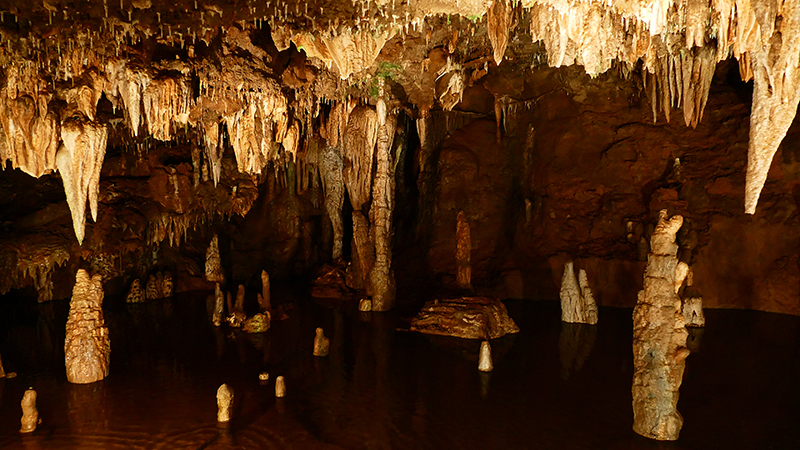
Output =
[
  {"x1": 410, "y1": 297, "x2": 519, "y2": 340},
  {"x1": 64, "y1": 270, "x2": 110, "y2": 385}
]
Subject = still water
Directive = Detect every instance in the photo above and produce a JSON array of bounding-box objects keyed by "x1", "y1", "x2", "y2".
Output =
[{"x1": 0, "y1": 292, "x2": 798, "y2": 449}]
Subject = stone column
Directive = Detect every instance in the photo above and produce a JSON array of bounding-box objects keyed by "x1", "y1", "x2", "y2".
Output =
[
  {"x1": 632, "y1": 210, "x2": 690, "y2": 441},
  {"x1": 65, "y1": 269, "x2": 110, "y2": 384}
]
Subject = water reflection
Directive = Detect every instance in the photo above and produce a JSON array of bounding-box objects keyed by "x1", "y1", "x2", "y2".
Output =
[{"x1": 559, "y1": 322, "x2": 597, "y2": 379}]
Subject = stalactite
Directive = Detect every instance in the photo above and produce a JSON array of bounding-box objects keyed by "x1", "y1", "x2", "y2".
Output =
[
  {"x1": 143, "y1": 75, "x2": 192, "y2": 141},
  {"x1": 632, "y1": 210, "x2": 689, "y2": 441},
  {"x1": 290, "y1": 28, "x2": 394, "y2": 79},
  {"x1": 487, "y1": 0, "x2": 512, "y2": 66},
  {"x1": 369, "y1": 80, "x2": 397, "y2": 311},
  {"x1": 56, "y1": 115, "x2": 108, "y2": 245},
  {"x1": 321, "y1": 146, "x2": 345, "y2": 259}
]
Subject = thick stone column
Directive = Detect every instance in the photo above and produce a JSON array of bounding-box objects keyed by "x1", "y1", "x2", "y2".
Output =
[
  {"x1": 632, "y1": 210, "x2": 690, "y2": 440},
  {"x1": 65, "y1": 269, "x2": 110, "y2": 384}
]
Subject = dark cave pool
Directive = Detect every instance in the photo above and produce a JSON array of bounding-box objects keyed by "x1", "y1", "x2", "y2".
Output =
[{"x1": 0, "y1": 292, "x2": 798, "y2": 450}]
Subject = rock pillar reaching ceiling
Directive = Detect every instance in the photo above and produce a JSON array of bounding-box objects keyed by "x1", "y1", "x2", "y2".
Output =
[{"x1": 632, "y1": 210, "x2": 690, "y2": 441}]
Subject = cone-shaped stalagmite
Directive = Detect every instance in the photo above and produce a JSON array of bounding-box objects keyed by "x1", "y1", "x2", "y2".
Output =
[
  {"x1": 260, "y1": 270, "x2": 271, "y2": 311},
  {"x1": 313, "y1": 327, "x2": 330, "y2": 357},
  {"x1": 560, "y1": 261, "x2": 598, "y2": 325},
  {"x1": 216, "y1": 384, "x2": 233, "y2": 423},
  {"x1": 478, "y1": 341, "x2": 493, "y2": 372},
  {"x1": 275, "y1": 376, "x2": 286, "y2": 397},
  {"x1": 456, "y1": 211, "x2": 471, "y2": 290},
  {"x1": 65, "y1": 270, "x2": 110, "y2": 384},
  {"x1": 205, "y1": 235, "x2": 224, "y2": 282},
  {"x1": 632, "y1": 210, "x2": 689, "y2": 441},
  {"x1": 213, "y1": 283, "x2": 225, "y2": 326},
  {"x1": 20, "y1": 388, "x2": 38, "y2": 433}
]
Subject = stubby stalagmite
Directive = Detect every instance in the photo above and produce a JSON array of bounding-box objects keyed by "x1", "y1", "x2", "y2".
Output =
[
  {"x1": 20, "y1": 388, "x2": 39, "y2": 433},
  {"x1": 632, "y1": 210, "x2": 690, "y2": 441},
  {"x1": 64, "y1": 269, "x2": 110, "y2": 384},
  {"x1": 216, "y1": 384, "x2": 233, "y2": 423},
  {"x1": 275, "y1": 376, "x2": 286, "y2": 397},
  {"x1": 478, "y1": 341, "x2": 493, "y2": 372},
  {"x1": 212, "y1": 283, "x2": 225, "y2": 327},
  {"x1": 313, "y1": 327, "x2": 330, "y2": 357}
]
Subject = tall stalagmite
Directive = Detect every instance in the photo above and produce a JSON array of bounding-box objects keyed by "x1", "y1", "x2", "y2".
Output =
[
  {"x1": 632, "y1": 210, "x2": 690, "y2": 441},
  {"x1": 560, "y1": 261, "x2": 598, "y2": 325},
  {"x1": 205, "y1": 235, "x2": 224, "y2": 282},
  {"x1": 64, "y1": 270, "x2": 111, "y2": 384}
]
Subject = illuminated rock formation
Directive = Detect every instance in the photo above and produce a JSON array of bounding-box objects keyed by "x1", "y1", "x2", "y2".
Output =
[
  {"x1": 478, "y1": 341, "x2": 493, "y2": 372},
  {"x1": 0, "y1": 353, "x2": 5, "y2": 378},
  {"x1": 632, "y1": 210, "x2": 689, "y2": 441},
  {"x1": 487, "y1": 0, "x2": 512, "y2": 66},
  {"x1": 275, "y1": 376, "x2": 286, "y2": 398},
  {"x1": 260, "y1": 270, "x2": 271, "y2": 312},
  {"x1": 205, "y1": 235, "x2": 224, "y2": 283},
  {"x1": 235, "y1": 285, "x2": 246, "y2": 312},
  {"x1": 20, "y1": 388, "x2": 39, "y2": 433},
  {"x1": 65, "y1": 270, "x2": 111, "y2": 385},
  {"x1": 216, "y1": 384, "x2": 233, "y2": 423},
  {"x1": 358, "y1": 298, "x2": 372, "y2": 312},
  {"x1": 243, "y1": 312, "x2": 270, "y2": 333},
  {"x1": 410, "y1": 297, "x2": 519, "y2": 340},
  {"x1": 313, "y1": 328, "x2": 330, "y2": 357},
  {"x1": 125, "y1": 279, "x2": 143, "y2": 303},
  {"x1": 456, "y1": 211, "x2": 472, "y2": 290},
  {"x1": 559, "y1": 262, "x2": 598, "y2": 325},
  {"x1": 145, "y1": 274, "x2": 158, "y2": 301}
]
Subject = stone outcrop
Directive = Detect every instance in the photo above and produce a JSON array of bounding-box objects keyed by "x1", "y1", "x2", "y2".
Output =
[
  {"x1": 632, "y1": 210, "x2": 690, "y2": 441},
  {"x1": 65, "y1": 269, "x2": 110, "y2": 384},
  {"x1": 559, "y1": 261, "x2": 598, "y2": 325},
  {"x1": 275, "y1": 376, "x2": 286, "y2": 398},
  {"x1": 410, "y1": 297, "x2": 519, "y2": 340}
]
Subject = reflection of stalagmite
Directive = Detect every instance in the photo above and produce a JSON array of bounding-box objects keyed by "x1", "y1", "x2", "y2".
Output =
[
  {"x1": 145, "y1": 275, "x2": 158, "y2": 301},
  {"x1": 370, "y1": 80, "x2": 397, "y2": 311},
  {"x1": 235, "y1": 285, "x2": 245, "y2": 312},
  {"x1": 343, "y1": 106, "x2": 379, "y2": 291},
  {"x1": 559, "y1": 322, "x2": 597, "y2": 379},
  {"x1": 745, "y1": 4, "x2": 800, "y2": 214},
  {"x1": 478, "y1": 341, "x2": 493, "y2": 372},
  {"x1": 683, "y1": 298, "x2": 706, "y2": 327},
  {"x1": 205, "y1": 235, "x2": 224, "y2": 282},
  {"x1": 260, "y1": 270, "x2": 271, "y2": 311},
  {"x1": 216, "y1": 384, "x2": 233, "y2": 423},
  {"x1": 456, "y1": 211, "x2": 472, "y2": 289},
  {"x1": 20, "y1": 388, "x2": 39, "y2": 433},
  {"x1": 560, "y1": 261, "x2": 598, "y2": 324},
  {"x1": 632, "y1": 210, "x2": 689, "y2": 441},
  {"x1": 212, "y1": 283, "x2": 225, "y2": 327},
  {"x1": 65, "y1": 270, "x2": 111, "y2": 384},
  {"x1": 321, "y1": 146, "x2": 345, "y2": 259},
  {"x1": 56, "y1": 116, "x2": 108, "y2": 244},
  {"x1": 313, "y1": 328, "x2": 330, "y2": 357}
]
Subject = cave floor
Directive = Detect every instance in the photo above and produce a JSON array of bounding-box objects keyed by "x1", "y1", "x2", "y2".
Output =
[{"x1": 0, "y1": 293, "x2": 798, "y2": 449}]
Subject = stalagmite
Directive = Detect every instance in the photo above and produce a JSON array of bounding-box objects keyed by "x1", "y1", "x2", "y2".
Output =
[
  {"x1": 744, "y1": 0, "x2": 800, "y2": 214},
  {"x1": 487, "y1": 0, "x2": 511, "y2": 66},
  {"x1": 370, "y1": 79, "x2": 397, "y2": 311},
  {"x1": 20, "y1": 388, "x2": 39, "y2": 433},
  {"x1": 560, "y1": 261, "x2": 598, "y2": 324},
  {"x1": 632, "y1": 210, "x2": 689, "y2": 441},
  {"x1": 212, "y1": 283, "x2": 224, "y2": 326},
  {"x1": 683, "y1": 298, "x2": 706, "y2": 327},
  {"x1": 358, "y1": 298, "x2": 372, "y2": 312},
  {"x1": 275, "y1": 376, "x2": 286, "y2": 397},
  {"x1": 205, "y1": 235, "x2": 224, "y2": 282},
  {"x1": 216, "y1": 384, "x2": 233, "y2": 423},
  {"x1": 145, "y1": 274, "x2": 158, "y2": 301},
  {"x1": 478, "y1": 341, "x2": 493, "y2": 372},
  {"x1": 126, "y1": 279, "x2": 143, "y2": 303},
  {"x1": 56, "y1": 116, "x2": 108, "y2": 244},
  {"x1": 64, "y1": 270, "x2": 111, "y2": 384},
  {"x1": 313, "y1": 327, "x2": 330, "y2": 357},
  {"x1": 260, "y1": 270, "x2": 271, "y2": 311},
  {"x1": 321, "y1": 146, "x2": 345, "y2": 259},
  {"x1": 456, "y1": 211, "x2": 471, "y2": 290}
]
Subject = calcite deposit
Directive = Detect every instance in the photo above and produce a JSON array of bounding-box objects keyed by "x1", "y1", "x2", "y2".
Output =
[
  {"x1": 125, "y1": 279, "x2": 143, "y2": 304},
  {"x1": 216, "y1": 384, "x2": 233, "y2": 423},
  {"x1": 456, "y1": 211, "x2": 472, "y2": 290},
  {"x1": 19, "y1": 388, "x2": 39, "y2": 433},
  {"x1": 410, "y1": 297, "x2": 519, "y2": 340},
  {"x1": 212, "y1": 283, "x2": 225, "y2": 327},
  {"x1": 559, "y1": 261, "x2": 598, "y2": 325},
  {"x1": 632, "y1": 211, "x2": 690, "y2": 441},
  {"x1": 243, "y1": 313, "x2": 271, "y2": 333},
  {"x1": 64, "y1": 270, "x2": 110, "y2": 385}
]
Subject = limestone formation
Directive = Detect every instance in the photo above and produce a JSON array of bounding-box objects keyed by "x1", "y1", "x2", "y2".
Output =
[
  {"x1": 65, "y1": 270, "x2": 110, "y2": 384},
  {"x1": 313, "y1": 328, "x2": 330, "y2": 357},
  {"x1": 205, "y1": 235, "x2": 224, "y2": 283},
  {"x1": 260, "y1": 270, "x2": 271, "y2": 312},
  {"x1": 212, "y1": 283, "x2": 225, "y2": 327},
  {"x1": 456, "y1": 211, "x2": 472, "y2": 290},
  {"x1": 259, "y1": 372, "x2": 269, "y2": 381},
  {"x1": 410, "y1": 297, "x2": 520, "y2": 340},
  {"x1": 20, "y1": 388, "x2": 39, "y2": 433},
  {"x1": 243, "y1": 313, "x2": 271, "y2": 333},
  {"x1": 125, "y1": 279, "x2": 143, "y2": 303},
  {"x1": 235, "y1": 285, "x2": 246, "y2": 312},
  {"x1": 632, "y1": 210, "x2": 689, "y2": 441},
  {"x1": 275, "y1": 376, "x2": 286, "y2": 398},
  {"x1": 560, "y1": 262, "x2": 598, "y2": 325},
  {"x1": 216, "y1": 384, "x2": 233, "y2": 423},
  {"x1": 358, "y1": 298, "x2": 372, "y2": 312},
  {"x1": 321, "y1": 146, "x2": 345, "y2": 260},
  {"x1": 478, "y1": 341, "x2": 493, "y2": 372},
  {"x1": 683, "y1": 298, "x2": 706, "y2": 328},
  {"x1": 145, "y1": 274, "x2": 158, "y2": 301}
]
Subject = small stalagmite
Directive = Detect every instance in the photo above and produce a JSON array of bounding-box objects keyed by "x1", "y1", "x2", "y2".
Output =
[
  {"x1": 478, "y1": 341, "x2": 493, "y2": 372},
  {"x1": 205, "y1": 235, "x2": 224, "y2": 282},
  {"x1": 313, "y1": 328, "x2": 330, "y2": 357},
  {"x1": 683, "y1": 298, "x2": 706, "y2": 327},
  {"x1": 632, "y1": 210, "x2": 689, "y2": 441},
  {"x1": 64, "y1": 270, "x2": 110, "y2": 384},
  {"x1": 260, "y1": 270, "x2": 271, "y2": 311},
  {"x1": 275, "y1": 376, "x2": 286, "y2": 397},
  {"x1": 560, "y1": 261, "x2": 598, "y2": 325},
  {"x1": 212, "y1": 283, "x2": 225, "y2": 327},
  {"x1": 20, "y1": 388, "x2": 39, "y2": 433},
  {"x1": 456, "y1": 211, "x2": 471, "y2": 290},
  {"x1": 126, "y1": 279, "x2": 143, "y2": 303},
  {"x1": 216, "y1": 384, "x2": 233, "y2": 423},
  {"x1": 358, "y1": 298, "x2": 372, "y2": 312}
]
